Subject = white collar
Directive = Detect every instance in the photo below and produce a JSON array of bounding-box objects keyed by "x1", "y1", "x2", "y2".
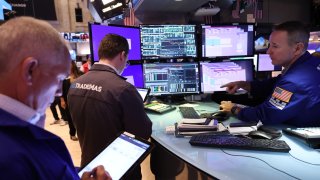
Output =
[
  {"x1": 95, "y1": 61, "x2": 121, "y2": 75},
  {"x1": 0, "y1": 94, "x2": 41, "y2": 125}
]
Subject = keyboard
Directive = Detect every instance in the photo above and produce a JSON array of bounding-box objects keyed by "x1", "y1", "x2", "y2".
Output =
[
  {"x1": 282, "y1": 127, "x2": 320, "y2": 148},
  {"x1": 179, "y1": 107, "x2": 201, "y2": 119},
  {"x1": 283, "y1": 127, "x2": 320, "y2": 138},
  {"x1": 189, "y1": 134, "x2": 291, "y2": 152}
]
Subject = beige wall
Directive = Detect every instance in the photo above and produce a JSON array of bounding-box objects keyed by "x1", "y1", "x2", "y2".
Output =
[{"x1": 50, "y1": 0, "x2": 93, "y2": 33}]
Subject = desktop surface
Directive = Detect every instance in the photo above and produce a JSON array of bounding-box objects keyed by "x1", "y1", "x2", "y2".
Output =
[{"x1": 147, "y1": 102, "x2": 320, "y2": 179}]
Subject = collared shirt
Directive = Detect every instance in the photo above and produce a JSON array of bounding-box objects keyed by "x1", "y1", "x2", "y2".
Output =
[
  {"x1": 0, "y1": 94, "x2": 41, "y2": 126},
  {"x1": 95, "y1": 61, "x2": 120, "y2": 75}
]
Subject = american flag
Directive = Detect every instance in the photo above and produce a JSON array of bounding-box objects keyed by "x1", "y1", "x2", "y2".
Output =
[
  {"x1": 124, "y1": 2, "x2": 135, "y2": 26},
  {"x1": 232, "y1": 0, "x2": 240, "y2": 18},
  {"x1": 204, "y1": 16, "x2": 214, "y2": 24},
  {"x1": 272, "y1": 87, "x2": 293, "y2": 103},
  {"x1": 254, "y1": 0, "x2": 263, "y2": 19}
]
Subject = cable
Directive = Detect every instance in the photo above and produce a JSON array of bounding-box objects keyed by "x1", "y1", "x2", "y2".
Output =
[
  {"x1": 289, "y1": 152, "x2": 320, "y2": 166},
  {"x1": 220, "y1": 149, "x2": 301, "y2": 180}
]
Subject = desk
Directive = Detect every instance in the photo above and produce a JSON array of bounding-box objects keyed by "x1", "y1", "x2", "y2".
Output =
[{"x1": 148, "y1": 102, "x2": 320, "y2": 180}]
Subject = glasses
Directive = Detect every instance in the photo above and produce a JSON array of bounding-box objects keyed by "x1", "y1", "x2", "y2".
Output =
[{"x1": 125, "y1": 60, "x2": 130, "y2": 68}]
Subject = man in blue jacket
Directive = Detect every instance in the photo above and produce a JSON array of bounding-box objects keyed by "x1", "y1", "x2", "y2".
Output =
[
  {"x1": 220, "y1": 21, "x2": 320, "y2": 127},
  {"x1": 0, "y1": 17, "x2": 110, "y2": 179}
]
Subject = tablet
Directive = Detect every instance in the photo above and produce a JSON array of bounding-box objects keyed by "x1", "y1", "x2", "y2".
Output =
[
  {"x1": 136, "y1": 88, "x2": 150, "y2": 102},
  {"x1": 78, "y1": 132, "x2": 154, "y2": 179}
]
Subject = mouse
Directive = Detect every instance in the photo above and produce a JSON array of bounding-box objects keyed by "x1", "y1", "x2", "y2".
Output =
[
  {"x1": 199, "y1": 113, "x2": 214, "y2": 119},
  {"x1": 258, "y1": 126, "x2": 282, "y2": 136},
  {"x1": 211, "y1": 111, "x2": 229, "y2": 122},
  {"x1": 248, "y1": 130, "x2": 273, "y2": 140}
]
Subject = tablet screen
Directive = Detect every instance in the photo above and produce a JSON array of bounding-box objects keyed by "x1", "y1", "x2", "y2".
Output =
[
  {"x1": 136, "y1": 88, "x2": 150, "y2": 102},
  {"x1": 78, "y1": 132, "x2": 153, "y2": 179}
]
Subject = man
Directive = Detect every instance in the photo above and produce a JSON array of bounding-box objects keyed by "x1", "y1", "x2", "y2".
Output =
[
  {"x1": 220, "y1": 21, "x2": 320, "y2": 127},
  {"x1": 80, "y1": 54, "x2": 92, "y2": 73},
  {"x1": 68, "y1": 34, "x2": 152, "y2": 179},
  {"x1": 0, "y1": 17, "x2": 110, "y2": 179}
]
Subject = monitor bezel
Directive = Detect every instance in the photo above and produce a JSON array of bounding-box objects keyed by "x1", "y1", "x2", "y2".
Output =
[
  {"x1": 257, "y1": 53, "x2": 282, "y2": 72},
  {"x1": 199, "y1": 58, "x2": 255, "y2": 93},
  {"x1": 200, "y1": 23, "x2": 255, "y2": 60},
  {"x1": 139, "y1": 24, "x2": 198, "y2": 60},
  {"x1": 88, "y1": 22, "x2": 142, "y2": 62},
  {"x1": 142, "y1": 62, "x2": 200, "y2": 96}
]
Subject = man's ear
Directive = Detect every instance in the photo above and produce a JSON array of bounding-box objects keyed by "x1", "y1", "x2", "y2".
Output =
[
  {"x1": 21, "y1": 57, "x2": 38, "y2": 85},
  {"x1": 294, "y1": 42, "x2": 304, "y2": 55},
  {"x1": 120, "y1": 51, "x2": 127, "y2": 61}
]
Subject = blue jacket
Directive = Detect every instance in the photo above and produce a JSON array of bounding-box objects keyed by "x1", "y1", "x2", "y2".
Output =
[
  {"x1": 0, "y1": 108, "x2": 79, "y2": 179},
  {"x1": 238, "y1": 52, "x2": 320, "y2": 127}
]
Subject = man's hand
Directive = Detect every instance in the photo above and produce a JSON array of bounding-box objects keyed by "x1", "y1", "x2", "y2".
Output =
[
  {"x1": 81, "y1": 165, "x2": 112, "y2": 180},
  {"x1": 220, "y1": 101, "x2": 235, "y2": 113},
  {"x1": 220, "y1": 81, "x2": 251, "y2": 94}
]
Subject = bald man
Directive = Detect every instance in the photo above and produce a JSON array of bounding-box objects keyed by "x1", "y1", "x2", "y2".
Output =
[{"x1": 0, "y1": 17, "x2": 110, "y2": 179}]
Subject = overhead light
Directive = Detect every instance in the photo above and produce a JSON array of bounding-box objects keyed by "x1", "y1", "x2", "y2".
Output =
[
  {"x1": 194, "y1": 7, "x2": 220, "y2": 16},
  {"x1": 102, "y1": 0, "x2": 115, "y2": 5},
  {"x1": 102, "y1": 2, "x2": 122, "y2": 13},
  {"x1": 175, "y1": 0, "x2": 183, "y2": 1}
]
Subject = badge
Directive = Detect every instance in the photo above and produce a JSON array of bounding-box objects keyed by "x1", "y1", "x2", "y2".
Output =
[{"x1": 269, "y1": 87, "x2": 293, "y2": 110}]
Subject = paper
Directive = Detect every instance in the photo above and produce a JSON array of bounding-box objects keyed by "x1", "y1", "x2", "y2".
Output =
[
  {"x1": 227, "y1": 126, "x2": 257, "y2": 135},
  {"x1": 178, "y1": 119, "x2": 218, "y2": 132},
  {"x1": 180, "y1": 118, "x2": 208, "y2": 124}
]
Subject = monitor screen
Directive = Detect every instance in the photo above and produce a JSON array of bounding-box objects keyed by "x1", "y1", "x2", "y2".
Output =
[
  {"x1": 200, "y1": 60, "x2": 254, "y2": 93},
  {"x1": 201, "y1": 24, "x2": 255, "y2": 58},
  {"x1": 143, "y1": 63, "x2": 200, "y2": 96},
  {"x1": 89, "y1": 23, "x2": 141, "y2": 61},
  {"x1": 257, "y1": 54, "x2": 282, "y2": 72},
  {"x1": 307, "y1": 31, "x2": 320, "y2": 54},
  {"x1": 140, "y1": 25, "x2": 197, "y2": 59},
  {"x1": 121, "y1": 64, "x2": 144, "y2": 88}
]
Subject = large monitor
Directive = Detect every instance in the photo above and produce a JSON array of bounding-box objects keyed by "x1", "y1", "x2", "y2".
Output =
[
  {"x1": 308, "y1": 31, "x2": 320, "y2": 54},
  {"x1": 200, "y1": 59, "x2": 254, "y2": 93},
  {"x1": 143, "y1": 63, "x2": 200, "y2": 96},
  {"x1": 140, "y1": 25, "x2": 197, "y2": 59},
  {"x1": 89, "y1": 23, "x2": 141, "y2": 62},
  {"x1": 257, "y1": 54, "x2": 282, "y2": 72},
  {"x1": 201, "y1": 24, "x2": 255, "y2": 58},
  {"x1": 121, "y1": 64, "x2": 144, "y2": 88}
]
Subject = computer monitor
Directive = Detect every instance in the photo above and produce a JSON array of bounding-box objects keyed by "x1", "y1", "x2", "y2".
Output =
[
  {"x1": 143, "y1": 63, "x2": 200, "y2": 96},
  {"x1": 201, "y1": 24, "x2": 255, "y2": 58},
  {"x1": 140, "y1": 25, "x2": 197, "y2": 59},
  {"x1": 89, "y1": 23, "x2": 141, "y2": 62},
  {"x1": 121, "y1": 64, "x2": 144, "y2": 88},
  {"x1": 257, "y1": 54, "x2": 282, "y2": 72},
  {"x1": 200, "y1": 59, "x2": 254, "y2": 93},
  {"x1": 307, "y1": 31, "x2": 320, "y2": 54}
]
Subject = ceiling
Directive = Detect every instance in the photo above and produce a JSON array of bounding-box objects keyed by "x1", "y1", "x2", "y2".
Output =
[{"x1": 134, "y1": 0, "x2": 212, "y2": 15}]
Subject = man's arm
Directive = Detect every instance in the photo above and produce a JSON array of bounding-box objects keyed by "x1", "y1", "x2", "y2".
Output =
[
  {"x1": 119, "y1": 85, "x2": 152, "y2": 139},
  {"x1": 236, "y1": 82, "x2": 308, "y2": 125}
]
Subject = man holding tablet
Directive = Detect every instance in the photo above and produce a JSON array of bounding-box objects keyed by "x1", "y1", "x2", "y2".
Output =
[{"x1": 0, "y1": 17, "x2": 110, "y2": 179}]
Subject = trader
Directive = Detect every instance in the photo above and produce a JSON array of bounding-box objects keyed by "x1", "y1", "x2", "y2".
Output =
[
  {"x1": 220, "y1": 21, "x2": 320, "y2": 127},
  {"x1": 68, "y1": 34, "x2": 152, "y2": 179},
  {"x1": 0, "y1": 17, "x2": 110, "y2": 179}
]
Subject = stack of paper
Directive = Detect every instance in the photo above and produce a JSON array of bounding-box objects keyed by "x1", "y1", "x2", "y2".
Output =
[{"x1": 177, "y1": 118, "x2": 218, "y2": 132}]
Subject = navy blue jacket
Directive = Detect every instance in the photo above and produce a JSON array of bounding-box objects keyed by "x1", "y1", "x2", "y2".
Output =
[
  {"x1": 238, "y1": 52, "x2": 320, "y2": 127},
  {"x1": 0, "y1": 108, "x2": 79, "y2": 179}
]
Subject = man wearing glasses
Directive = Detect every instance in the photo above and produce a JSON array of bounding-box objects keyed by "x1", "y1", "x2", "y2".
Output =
[{"x1": 68, "y1": 34, "x2": 152, "y2": 180}]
